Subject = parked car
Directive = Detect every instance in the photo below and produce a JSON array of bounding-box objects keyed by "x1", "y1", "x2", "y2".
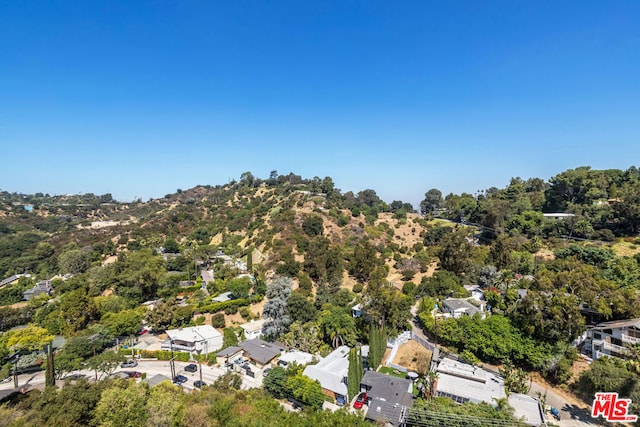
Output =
[
  {"x1": 125, "y1": 371, "x2": 142, "y2": 378},
  {"x1": 353, "y1": 392, "x2": 368, "y2": 409},
  {"x1": 64, "y1": 373, "x2": 86, "y2": 381},
  {"x1": 194, "y1": 380, "x2": 207, "y2": 388},
  {"x1": 173, "y1": 374, "x2": 188, "y2": 384},
  {"x1": 121, "y1": 359, "x2": 138, "y2": 368},
  {"x1": 185, "y1": 364, "x2": 198, "y2": 373}
]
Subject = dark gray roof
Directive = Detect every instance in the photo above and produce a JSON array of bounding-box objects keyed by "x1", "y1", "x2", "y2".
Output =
[
  {"x1": 239, "y1": 339, "x2": 285, "y2": 365},
  {"x1": 442, "y1": 298, "x2": 481, "y2": 315},
  {"x1": 592, "y1": 318, "x2": 640, "y2": 330},
  {"x1": 144, "y1": 374, "x2": 172, "y2": 387},
  {"x1": 217, "y1": 346, "x2": 243, "y2": 357},
  {"x1": 362, "y1": 371, "x2": 414, "y2": 426}
]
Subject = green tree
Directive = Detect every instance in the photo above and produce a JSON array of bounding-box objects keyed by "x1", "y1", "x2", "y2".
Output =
[
  {"x1": 263, "y1": 276, "x2": 293, "y2": 339},
  {"x1": 58, "y1": 249, "x2": 91, "y2": 275},
  {"x1": 4, "y1": 324, "x2": 54, "y2": 351},
  {"x1": 145, "y1": 381, "x2": 184, "y2": 427},
  {"x1": 286, "y1": 292, "x2": 318, "y2": 324},
  {"x1": 59, "y1": 289, "x2": 98, "y2": 336},
  {"x1": 437, "y1": 228, "x2": 474, "y2": 274},
  {"x1": 347, "y1": 347, "x2": 363, "y2": 400},
  {"x1": 302, "y1": 215, "x2": 324, "y2": 236},
  {"x1": 318, "y1": 306, "x2": 357, "y2": 348},
  {"x1": 222, "y1": 327, "x2": 239, "y2": 349},
  {"x1": 348, "y1": 240, "x2": 381, "y2": 282},
  {"x1": 101, "y1": 309, "x2": 143, "y2": 337},
  {"x1": 420, "y1": 188, "x2": 443, "y2": 215},
  {"x1": 94, "y1": 382, "x2": 148, "y2": 427},
  {"x1": 87, "y1": 350, "x2": 124, "y2": 380}
]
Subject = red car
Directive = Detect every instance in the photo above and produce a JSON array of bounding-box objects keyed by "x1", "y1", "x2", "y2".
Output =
[{"x1": 353, "y1": 392, "x2": 368, "y2": 409}]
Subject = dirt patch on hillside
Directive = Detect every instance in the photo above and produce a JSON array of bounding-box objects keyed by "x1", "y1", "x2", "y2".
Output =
[
  {"x1": 391, "y1": 340, "x2": 432, "y2": 375},
  {"x1": 535, "y1": 247, "x2": 555, "y2": 261},
  {"x1": 529, "y1": 371, "x2": 590, "y2": 409},
  {"x1": 612, "y1": 240, "x2": 640, "y2": 257}
]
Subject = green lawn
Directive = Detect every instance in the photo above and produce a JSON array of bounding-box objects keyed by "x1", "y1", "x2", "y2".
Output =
[{"x1": 377, "y1": 366, "x2": 408, "y2": 379}]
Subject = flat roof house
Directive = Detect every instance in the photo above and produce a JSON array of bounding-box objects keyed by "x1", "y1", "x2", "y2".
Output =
[
  {"x1": 240, "y1": 319, "x2": 266, "y2": 341},
  {"x1": 277, "y1": 350, "x2": 315, "y2": 367},
  {"x1": 216, "y1": 346, "x2": 243, "y2": 367},
  {"x1": 587, "y1": 318, "x2": 640, "y2": 360},
  {"x1": 302, "y1": 346, "x2": 350, "y2": 405},
  {"x1": 162, "y1": 325, "x2": 223, "y2": 356},
  {"x1": 435, "y1": 358, "x2": 544, "y2": 426}
]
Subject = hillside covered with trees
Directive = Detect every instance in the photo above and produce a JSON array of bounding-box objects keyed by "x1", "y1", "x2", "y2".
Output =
[{"x1": 2, "y1": 166, "x2": 640, "y2": 423}]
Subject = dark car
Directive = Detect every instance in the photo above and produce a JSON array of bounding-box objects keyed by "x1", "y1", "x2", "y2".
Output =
[
  {"x1": 64, "y1": 373, "x2": 86, "y2": 381},
  {"x1": 194, "y1": 380, "x2": 207, "y2": 388},
  {"x1": 125, "y1": 371, "x2": 142, "y2": 378},
  {"x1": 184, "y1": 364, "x2": 198, "y2": 373},
  {"x1": 121, "y1": 359, "x2": 138, "y2": 368},
  {"x1": 173, "y1": 374, "x2": 188, "y2": 384},
  {"x1": 353, "y1": 392, "x2": 368, "y2": 409}
]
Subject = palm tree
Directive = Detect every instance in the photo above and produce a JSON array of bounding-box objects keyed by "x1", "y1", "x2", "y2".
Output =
[{"x1": 427, "y1": 371, "x2": 439, "y2": 398}]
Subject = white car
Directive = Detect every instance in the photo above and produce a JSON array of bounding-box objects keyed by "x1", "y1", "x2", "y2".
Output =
[{"x1": 121, "y1": 359, "x2": 138, "y2": 368}]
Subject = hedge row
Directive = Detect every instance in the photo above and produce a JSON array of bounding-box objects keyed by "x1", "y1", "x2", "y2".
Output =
[{"x1": 198, "y1": 295, "x2": 263, "y2": 314}]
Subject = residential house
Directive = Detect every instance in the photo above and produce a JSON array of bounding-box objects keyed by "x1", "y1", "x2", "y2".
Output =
[
  {"x1": 302, "y1": 346, "x2": 350, "y2": 405},
  {"x1": 351, "y1": 303, "x2": 363, "y2": 318},
  {"x1": 587, "y1": 318, "x2": 640, "y2": 360},
  {"x1": 239, "y1": 338, "x2": 285, "y2": 368},
  {"x1": 0, "y1": 274, "x2": 31, "y2": 288},
  {"x1": 441, "y1": 298, "x2": 485, "y2": 319},
  {"x1": 435, "y1": 358, "x2": 544, "y2": 426},
  {"x1": 361, "y1": 371, "x2": 414, "y2": 426},
  {"x1": 277, "y1": 350, "x2": 315, "y2": 367},
  {"x1": 240, "y1": 319, "x2": 266, "y2": 340},
  {"x1": 212, "y1": 292, "x2": 234, "y2": 303},
  {"x1": 162, "y1": 325, "x2": 223, "y2": 356},
  {"x1": 216, "y1": 346, "x2": 243, "y2": 367},
  {"x1": 23, "y1": 280, "x2": 53, "y2": 301},
  {"x1": 141, "y1": 299, "x2": 162, "y2": 310},
  {"x1": 144, "y1": 374, "x2": 172, "y2": 387},
  {"x1": 542, "y1": 213, "x2": 575, "y2": 220},
  {"x1": 463, "y1": 285, "x2": 484, "y2": 302}
]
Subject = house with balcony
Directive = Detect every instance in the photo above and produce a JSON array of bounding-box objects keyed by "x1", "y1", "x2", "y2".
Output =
[
  {"x1": 587, "y1": 318, "x2": 640, "y2": 360},
  {"x1": 162, "y1": 325, "x2": 223, "y2": 357}
]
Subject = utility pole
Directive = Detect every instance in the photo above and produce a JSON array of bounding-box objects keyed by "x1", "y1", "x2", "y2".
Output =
[
  {"x1": 169, "y1": 339, "x2": 176, "y2": 380},
  {"x1": 45, "y1": 342, "x2": 55, "y2": 387},
  {"x1": 196, "y1": 349, "x2": 203, "y2": 387}
]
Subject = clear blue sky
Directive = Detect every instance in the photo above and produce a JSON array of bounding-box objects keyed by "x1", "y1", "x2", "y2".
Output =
[{"x1": 1, "y1": 1, "x2": 639, "y2": 205}]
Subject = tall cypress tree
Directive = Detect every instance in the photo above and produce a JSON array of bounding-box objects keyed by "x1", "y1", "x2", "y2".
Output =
[
  {"x1": 347, "y1": 348, "x2": 359, "y2": 400},
  {"x1": 369, "y1": 325, "x2": 380, "y2": 370},
  {"x1": 368, "y1": 325, "x2": 387, "y2": 371}
]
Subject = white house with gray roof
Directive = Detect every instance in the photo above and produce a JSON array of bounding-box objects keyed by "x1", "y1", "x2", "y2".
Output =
[
  {"x1": 302, "y1": 346, "x2": 350, "y2": 405},
  {"x1": 435, "y1": 358, "x2": 544, "y2": 426},
  {"x1": 441, "y1": 298, "x2": 485, "y2": 319},
  {"x1": 162, "y1": 325, "x2": 222, "y2": 356}
]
